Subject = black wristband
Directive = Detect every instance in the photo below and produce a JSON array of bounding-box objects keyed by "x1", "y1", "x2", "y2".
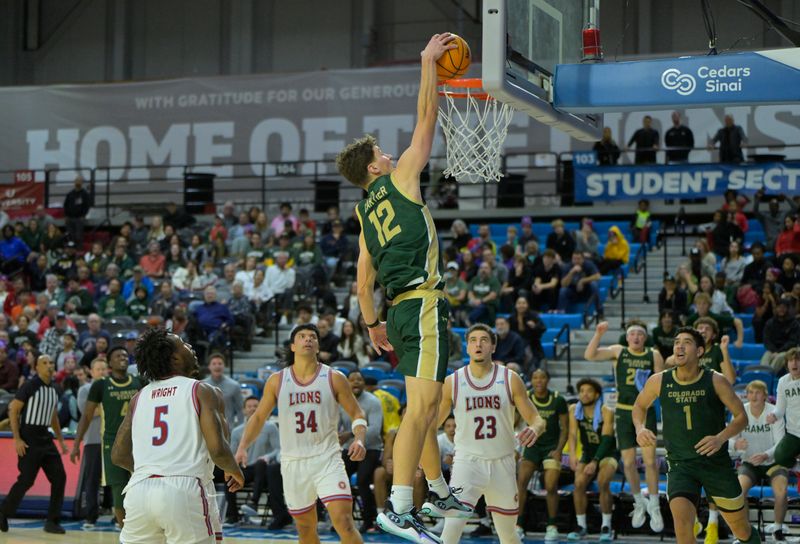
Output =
[{"x1": 366, "y1": 319, "x2": 380, "y2": 328}]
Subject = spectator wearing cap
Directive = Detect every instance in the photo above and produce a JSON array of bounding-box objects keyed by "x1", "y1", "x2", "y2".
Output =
[
  {"x1": 52, "y1": 240, "x2": 81, "y2": 283},
  {"x1": 270, "y1": 203, "x2": 298, "y2": 237},
  {"x1": 573, "y1": 218, "x2": 600, "y2": 261},
  {"x1": 761, "y1": 298, "x2": 800, "y2": 370},
  {"x1": 40, "y1": 312, "x2": 79, "y2": 360},
  {"x1": 63, "y1": 176, "x2": 93, "y2": 244},
  {"x1": 55, "y1": 332, "x2": 83, "y2": 372},
  {"x1": 0, "y1": 225, "x2": 32, "y2": 278},
  {"x1": 122, "y1": 266, "x2": 154, "y2": 301},
  {"x1": 518, "y1": 216, "x2": 538, "y2": 249},
  {"x1": 265, "y1": 252, "x2": 295, "y2": 324},
  {"x1": 0, "y1": 341, "x2": 19, "y2": 392},
  {"x1": 97, "y1": 278, "x2": 126, "y2": 320},
  {"x1": 37, "y1": 302, "x2": 76, "y2": 341},
  {"x1": 546, "y1": 219, "x2": 575, "y2": 263}
]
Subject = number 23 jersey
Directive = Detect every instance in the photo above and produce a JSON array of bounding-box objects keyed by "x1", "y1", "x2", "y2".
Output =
[
  {"x1": 452, "y1": 364, "x2": 517, "y2": 459},
  {"x1": 277, "y1": 364, "x2": 341, "y2": 460}
]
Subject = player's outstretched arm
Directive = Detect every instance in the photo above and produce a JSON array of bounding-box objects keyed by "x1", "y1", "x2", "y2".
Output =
[
  {"x1": 356, "y1": 229, "x2": 392, "y2": 354},
  {"x1": 584, "y1": 322, "x2": 622, "y2": 361},
  {"x1": 197, "y1": 383, "x2": 244, "y2": 491},
  {"x1": 236, "y1": 373, "x2": 279, "y2": 465},
  {"x1": 510, "y1": 371, "x2": 545, "y2": 447},
  {"x1": 633, "y1": 373, "x2": 662, "y2": 447},
  {"x1": 111, "y1": 392, "x2": 138, "y2": 473},
  {"x1": 332, "y1": 371, "x2": 367, "y2": 461},
  {"x1": 394, "y1": 33, "x2": 456, "y2": 191}
]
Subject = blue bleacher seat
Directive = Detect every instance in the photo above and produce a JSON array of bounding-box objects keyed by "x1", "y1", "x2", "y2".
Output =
[
  {"x1": 729, "y1": 343, "x2": 765, "y2": 361},
  {"x1": 741, "y1": 327, "x2": 755, "y2": 343},
  {"x1": 735, "y1": 313, "x2": 754, "y2": 327},
  {"x1": 739, "y1": 370, "x2": 775, "y2": 393},
  {"x1": 540, "y1": 313, "x2": 582, "y2": 329},
  {"x1": 360, "y1": 367, "x2": 388, "y2": 382}
]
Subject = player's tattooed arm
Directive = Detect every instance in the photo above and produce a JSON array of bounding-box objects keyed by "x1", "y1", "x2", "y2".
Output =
[{"x1": 111, "y1": 392, "x2": 138, "y2": 472}]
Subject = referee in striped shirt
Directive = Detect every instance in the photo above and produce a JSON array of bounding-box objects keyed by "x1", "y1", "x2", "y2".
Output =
[{"x1": 0, "y1": 354, "x2": 67, "y2": 535}]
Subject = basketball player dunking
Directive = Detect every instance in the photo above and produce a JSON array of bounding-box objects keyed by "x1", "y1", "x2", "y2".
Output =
[
  {"x1": 111, "y1": 329, "x2": 245, "y2": 544},
  {"x1": 436, "y1": 324, "x2": 544, "y2": 544},
  {"x1": 236, "y1": 324, "x2": 368, "y2": 544},
  {"x1": 335, "y1": 32, "x2": 471, "y2": 544}
]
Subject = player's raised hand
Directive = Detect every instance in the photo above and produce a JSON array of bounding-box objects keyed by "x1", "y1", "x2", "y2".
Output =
[
  {"x1": 367, "y1": 322, "x2": 393, "y2": 355},
  {"x1": 421, "y1": 33, "x2": 457, "y2": 61},
  {"x1": 517, "y1": 426, "x2": 539, "y2": 448},
  {"x1": 225, "y1": 470, "x2": 245, "y2": 493},
  {"x1": 348, "y1": 439, "x2": 366, "y2": 462},
  {"x1": 595, "y1": 321, "x2": 609, "y2": 336},
  {"x1": 695, "y1": 435, "x2": 724, "y2": 456},
  {"x1": 636, "y1": 428, "x2": 657, "y2": 448},
  {"x1": 720, "y1": 335, "x2": 730, "y2": 349}
]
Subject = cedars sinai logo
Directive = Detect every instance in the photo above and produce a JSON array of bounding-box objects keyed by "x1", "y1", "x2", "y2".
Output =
[
  {"x1": 662, "y1": 65, "x2": 752, "y2": 96},
  {"x1": 661, "y1": 68, "x2": 696, "y2": 96}
]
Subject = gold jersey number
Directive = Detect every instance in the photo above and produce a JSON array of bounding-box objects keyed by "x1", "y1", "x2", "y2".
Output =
[{"x1": 367, "y1": 201, "x2": 402, "y2": 247}]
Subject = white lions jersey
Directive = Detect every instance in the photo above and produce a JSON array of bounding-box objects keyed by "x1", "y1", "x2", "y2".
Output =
[
  {"x1": 277, "y1": 364, "x2": 341, "y2": 460},
  {"x1": 126, "y1": 376, "x2": 213, "y2": 491},
  {"x1": 452, "y1": 363, "x2": 517, "y2": 459}
]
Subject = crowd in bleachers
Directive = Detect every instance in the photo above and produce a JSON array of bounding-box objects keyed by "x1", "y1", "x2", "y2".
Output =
[{"x1": 1, "y1": 178, "x2": 800, "y2": 538}]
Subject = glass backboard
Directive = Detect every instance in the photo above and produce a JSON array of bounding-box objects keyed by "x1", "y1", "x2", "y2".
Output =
[{"x1": 482, "y1": 0, "x2": 602, "y2": 142}]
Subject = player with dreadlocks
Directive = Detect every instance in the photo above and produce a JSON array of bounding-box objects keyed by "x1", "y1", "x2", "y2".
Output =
[{"x1": 112, "y1": 328, "x2": 244, "y2": 543}]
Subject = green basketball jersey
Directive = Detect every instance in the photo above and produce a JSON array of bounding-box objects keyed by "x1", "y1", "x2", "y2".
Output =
[
  {"x1": 615, "y1": 348, "x2": 655, "y2": 406},
  {"x1": 531, "y1": 389, "x2": 568, "y2": 449},
  {"x1": 88, "y1": 375, "x2": 142, "y2": 443},
  {"x1": 660, "y1": 368, "x2": 728, "y2": 462},
  {"x1": 699, "y1": 343, "x2": 724, "y2": 373},
  {"x1": 576, "y1": 405, "x2": 603, "y2": 458},
  {"x1": 355, "y1": 174, "x2": 442, "y2": 299}
]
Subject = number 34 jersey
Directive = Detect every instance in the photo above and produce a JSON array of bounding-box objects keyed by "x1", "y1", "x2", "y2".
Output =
[
  {"x1": 277, "y1": 364, "x2": 341, "y2": 461},
  {"x1": 127, "y1": 376, "x2": 213, "y2": 491},
  {"x1": 452, "y1": 364, "x2": 517, "y2": 459}
]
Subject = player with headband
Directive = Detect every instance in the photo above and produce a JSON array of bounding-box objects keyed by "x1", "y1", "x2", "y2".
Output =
[{"x1": 585, "y1": 319, "x2": 665, "y2": 532}]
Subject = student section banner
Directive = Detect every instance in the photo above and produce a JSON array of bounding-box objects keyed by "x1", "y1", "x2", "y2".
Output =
[{"x1": 574, "y1": 161, "x2": 800, "y2": 202}]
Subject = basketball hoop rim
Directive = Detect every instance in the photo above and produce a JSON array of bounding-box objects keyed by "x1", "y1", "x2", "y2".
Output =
[{"x1": 438, "y1": 78, "x2": 490, "y2": 100}]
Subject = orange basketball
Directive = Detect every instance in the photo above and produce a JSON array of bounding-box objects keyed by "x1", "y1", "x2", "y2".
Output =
[{"x1": 436, "y1": 34, "x2": 471, "y2": 82}]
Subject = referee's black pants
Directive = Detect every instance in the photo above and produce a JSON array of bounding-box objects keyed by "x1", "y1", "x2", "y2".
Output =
[{"x1": 1, "y1": 434, "x2": 66, "y2": 523}]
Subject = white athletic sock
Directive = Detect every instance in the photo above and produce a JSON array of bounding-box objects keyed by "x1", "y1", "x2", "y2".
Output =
[
  {"x1": 708, "y1": 509, "x2": 719, "y2": 524},
  {"x1": 602, "y1": 513, "x2": 613, "y2": 528},
  {"x1": 576, "y1": 514, "x2": 587, "y2": 529},
  {"x1": 649, "y1": 495, "x2": 660, "y2": 508},
  {"x1": 390, "y1": 485, "x2": 414, "y2": 514},
  {"x1": 427, "y1": 474, "x2": 450, "y2": 498},
  {"x1": 633, "y1": 492, "x2": 645, "y2": 506}
]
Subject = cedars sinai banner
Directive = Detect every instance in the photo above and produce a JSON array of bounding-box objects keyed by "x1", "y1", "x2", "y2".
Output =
[{"x1": 574, "y1": 161, "x2": 800, "y2": 202}]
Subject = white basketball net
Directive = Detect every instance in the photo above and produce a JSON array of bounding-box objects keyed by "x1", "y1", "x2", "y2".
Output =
[{"x1": 437, "y1": 83, "x2": 515, "y2": 183}]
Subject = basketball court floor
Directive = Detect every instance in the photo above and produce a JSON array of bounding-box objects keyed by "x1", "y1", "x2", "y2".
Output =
[{"x1": 0, "y1": 518, "x2": 693, "y2": 543}]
